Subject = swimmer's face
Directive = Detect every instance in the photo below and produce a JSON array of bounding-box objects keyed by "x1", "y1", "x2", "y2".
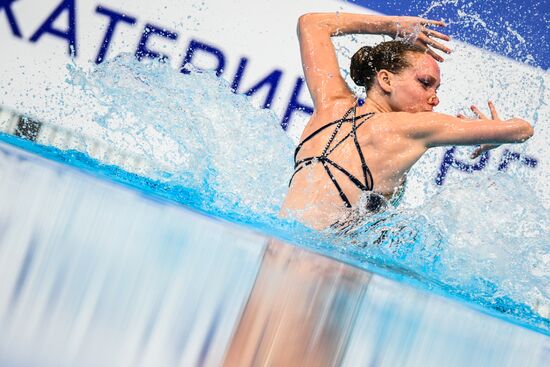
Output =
[{"x1": 386, "y1": 52, "x2": 441, "y2": 113}]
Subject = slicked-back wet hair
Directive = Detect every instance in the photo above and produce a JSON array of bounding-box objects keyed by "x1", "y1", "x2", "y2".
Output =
[{"x1": 350, "y1": 41, "x2": 426, "y2": 91}]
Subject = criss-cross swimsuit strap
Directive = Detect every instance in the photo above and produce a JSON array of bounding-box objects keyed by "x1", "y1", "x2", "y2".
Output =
[
  {"x1": 289, "y1": 105, "x2": 375, "y2": 208},
  {"x1": 292, "y1": 105, "x2": 356, "y2": 163}
]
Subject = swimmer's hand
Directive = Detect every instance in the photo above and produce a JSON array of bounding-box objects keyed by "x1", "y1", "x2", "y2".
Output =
[
  {"x1": 462, "y1": 101, "x2": 502, "y2": 159},
  {"x1": 385, "y1": 16, "x2": 451, "y2": 62}
]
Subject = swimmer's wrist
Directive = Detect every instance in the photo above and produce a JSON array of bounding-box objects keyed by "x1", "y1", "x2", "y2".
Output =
[{"x1": 379, "y1": 16, "x2": 399, "y2": 36}]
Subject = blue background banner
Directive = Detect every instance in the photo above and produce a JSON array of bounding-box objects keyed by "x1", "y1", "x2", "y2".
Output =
[{"x1": 348, "y1": 0, "x2": 549, "y2": 70}]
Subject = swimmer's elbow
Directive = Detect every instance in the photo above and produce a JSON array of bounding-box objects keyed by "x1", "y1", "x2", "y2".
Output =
[
  {"x1": 297, "y1": 13, "x2": 316, "y2": 35},
  {"x1": 298, "y1": 13, "x2": 329, "y2": 36},
  {"x1": 298, "y1": 13, "x2": 314, "y2": 24}
]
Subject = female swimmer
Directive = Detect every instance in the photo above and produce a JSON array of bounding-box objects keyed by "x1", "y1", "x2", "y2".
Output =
[{"x1": 281, "y1": 13, "x2": 533, "y2": 229}]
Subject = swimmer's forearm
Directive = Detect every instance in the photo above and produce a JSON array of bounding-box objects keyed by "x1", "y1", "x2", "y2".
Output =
[
  {"x1": 298, "y1": 12, "x2": 394, "y2": 37},
  {"x1": 420, "y1": 113, "x2": 534, "y2": 147}
]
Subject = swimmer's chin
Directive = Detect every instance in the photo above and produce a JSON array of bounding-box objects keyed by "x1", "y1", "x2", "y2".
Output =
[{"x1": 406, "y1": 106, "x2": 435, "y2": 113}]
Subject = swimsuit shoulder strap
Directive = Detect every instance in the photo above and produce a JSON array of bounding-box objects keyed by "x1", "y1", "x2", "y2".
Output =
[{"x1": 293, "y1": 105, "x2": 356, "y2": 162}]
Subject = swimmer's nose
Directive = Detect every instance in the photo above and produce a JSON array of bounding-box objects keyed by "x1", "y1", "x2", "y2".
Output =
[{"x1": 428, "y1": 95, "x2": 440, "y2": 107}]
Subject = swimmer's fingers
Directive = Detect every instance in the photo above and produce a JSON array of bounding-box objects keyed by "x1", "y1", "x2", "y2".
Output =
[
  {"x1": 423, "y1": 46, "x2": 445, "y2": 62},
  {"x1": 470, "y1": 144, "x2": 500, "y2": 159},
  {"x1": 422, "y1": 27, "x2": 451, "y2": 41},
  {"x1": 470, "y1": 105, "x2": 488, "y2": 120},
  {"x1": 419, "y1": 18, "x2": 446, "y2": 28},
  {"x1": 488, "y1": 100, "x2": 500, "y2": 120},
  {"x1": 470, "y1": 146, "x2": 484, "y2": 159},
  {"x1": 414, "y1": 39, "x2": 444, "y2": 62},
  {"x1": 416, "y1": 34, "x2": 450, "y2": 62},
  {"x1": 470, "y1": 103, "x2": 503, "y2": 157},
  {"x1": 418, "y1": 33, "x2": 452, "y2": 54}
]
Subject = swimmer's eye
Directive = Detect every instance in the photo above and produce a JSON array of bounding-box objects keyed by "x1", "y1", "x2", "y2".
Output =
[
  {"x1": 418, "y1": 79, "x2": 431, "y2": 88},
  {"x1": 418, "y1": 78, "x2": 440, "y2": 92}
]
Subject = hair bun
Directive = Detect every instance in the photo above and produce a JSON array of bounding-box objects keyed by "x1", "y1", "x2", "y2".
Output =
[
  {"x1": 350, "y1": 46, "x2": 374, "y2": 87},
  {"x1": 350, "y1": 41, "x2": 424, "y2": 91}
]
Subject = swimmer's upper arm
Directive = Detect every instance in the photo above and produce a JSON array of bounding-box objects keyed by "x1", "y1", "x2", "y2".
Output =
[
  {"x1": 395, "y1": 112, "x2": 534, "y2": 148},
  {"x1": 297, "y1": 14, "x2": 353, "y2": 108}
]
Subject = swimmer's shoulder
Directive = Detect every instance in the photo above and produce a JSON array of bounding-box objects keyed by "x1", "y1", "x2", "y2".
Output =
[
  {"x1": 306, "y1": 97, "x2": 359, "y2": 126},
  {"x1": 365, "y1": 111, "x2": 447, "y2": 134}
]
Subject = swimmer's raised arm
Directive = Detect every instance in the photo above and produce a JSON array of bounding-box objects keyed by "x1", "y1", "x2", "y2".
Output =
[
  {"x1": 297, "y1": 13, "x2": 450, "y2": 108},
  {"x1": 396, "y1": 101, "x2": 534, "y2": 148}
]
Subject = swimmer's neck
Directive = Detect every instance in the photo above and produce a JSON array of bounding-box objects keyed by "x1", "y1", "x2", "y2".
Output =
[{"x1": 362, "y1": 92, "x2": 392, "y2": 113}]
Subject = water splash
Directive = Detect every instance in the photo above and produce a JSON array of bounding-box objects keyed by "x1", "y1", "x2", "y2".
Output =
[
  {"x1": 54, "y1": 54, "x2": 550, "y2": 332},
  {"x1": 417, "y1": 0, "x2": 540, "y2": 66},
  {"x1": 66, "y1": 54, "x2": 295, "y2": 219}
]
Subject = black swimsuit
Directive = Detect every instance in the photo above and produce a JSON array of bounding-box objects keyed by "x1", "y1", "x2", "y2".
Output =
[{"x1": 289, "y1": 104, "x2": 376, "y2": 208}]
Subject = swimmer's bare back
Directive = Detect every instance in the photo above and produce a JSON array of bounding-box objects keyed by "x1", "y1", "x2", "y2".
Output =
[{"x1": 280, "y1": 13, "x2": 534, "y2": 229}]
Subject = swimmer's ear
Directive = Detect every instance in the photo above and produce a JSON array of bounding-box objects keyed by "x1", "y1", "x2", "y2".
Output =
[{"x1": 377, "y1": 70, "x2": 393, "y2": 94}]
